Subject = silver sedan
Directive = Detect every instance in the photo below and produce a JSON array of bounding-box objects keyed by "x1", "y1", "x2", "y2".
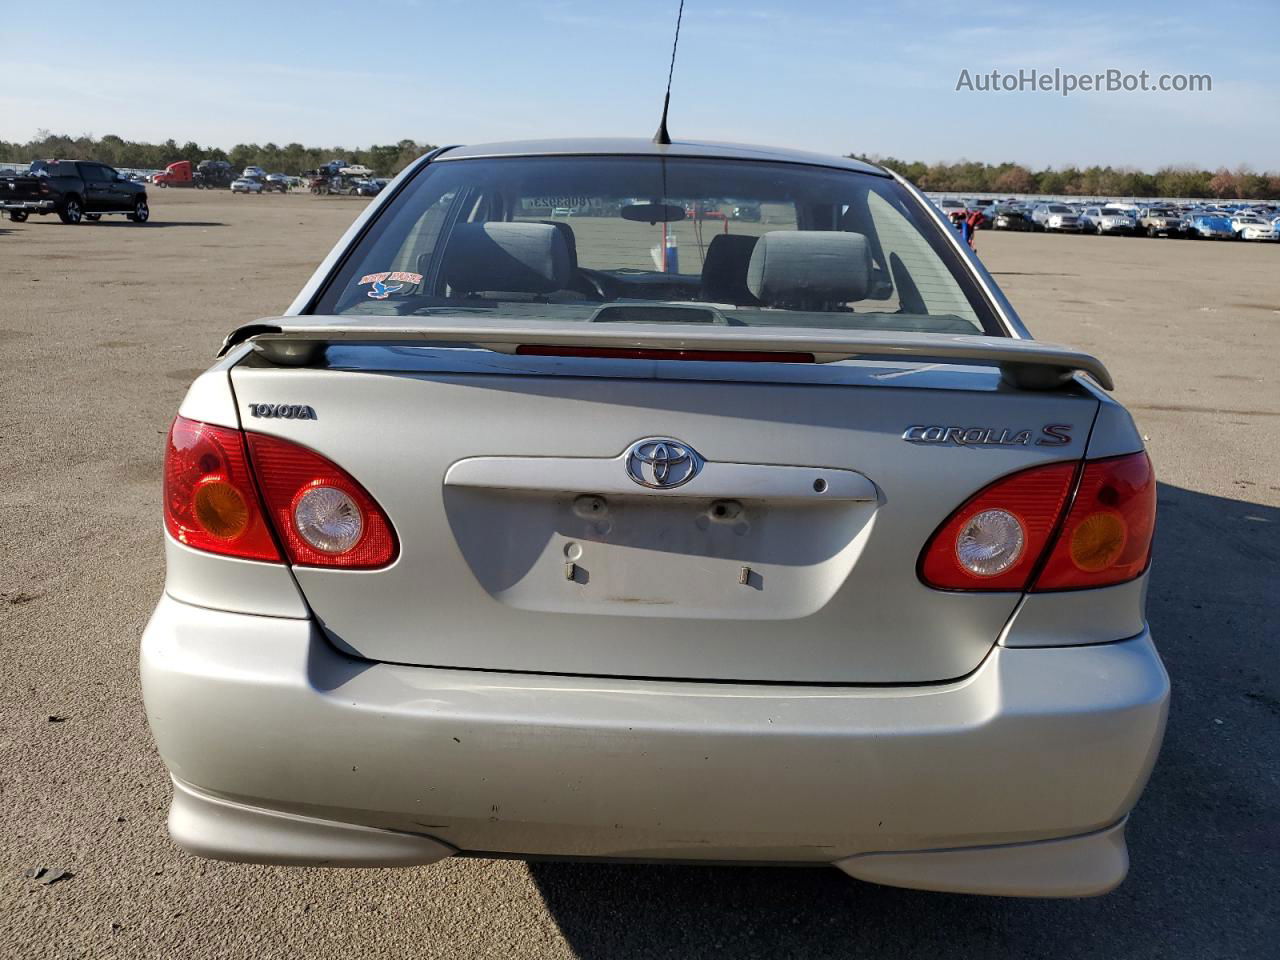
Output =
[{"x1": 142, "y1": 139, "x2": 1168, "y2": 899}]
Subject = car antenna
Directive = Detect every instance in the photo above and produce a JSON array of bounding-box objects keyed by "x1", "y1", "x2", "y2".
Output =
[{"x1": 652, "y1": 0, "x2": 685, "y2": 145}]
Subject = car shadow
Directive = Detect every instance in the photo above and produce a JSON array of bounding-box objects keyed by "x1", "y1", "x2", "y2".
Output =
[
  {"x1": 90, "y1": 220, "x2": 226, "y2": 228},
  {"x1": 17, "y1": 218, "x2": 226, "y2": 228},
  {"x1": 527, "y1": 481, "x2": 1279, "y2": 959}
]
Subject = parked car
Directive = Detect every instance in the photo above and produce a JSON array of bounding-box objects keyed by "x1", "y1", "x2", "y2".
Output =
[
  {"x1": 230, "y1": 177, "x2": 264, "y2": 194},
  {"x1": 1187, "y1": 214, "x2": 1235, "y2": 239},
  {"x1": 264, "y1": 173, "x2": 290, "y2": 193},
  {"x1": 935, "y1": 198, "x2": 967, "y2": 219},
  {"x1": 1079, "y1": 206, "x2": 1138, "y2": 235},
  {"x1": 1138, "y1": 208, "x2": 1185, "y2": 238},
  {"x1": 355, "y1": 178, "x2": 388, "y2": 197},
  {"x1": 142, "y1": 138, "x2": 1168, "y2": 899},
  {"x1": 1, "y1": 158, "x2": 149, "y2": 224},
  {"x1": 1031, "y1": 203, "x2": 1082, "y2": 232},
  {"x1": 1229, "y1": 214, "x2": 1278, "y2": 241},
  {"x1": 992, "y1": 207, "x2": 1034, "y2": 231},
  {"x1": 242, "y1": 166, "x2": 267, "y2": 179}
]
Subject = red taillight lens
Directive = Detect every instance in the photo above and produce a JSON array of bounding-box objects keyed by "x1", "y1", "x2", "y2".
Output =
[
  {"x1": 919, "y1": 462, "x2": 1077, "y2": 591},
  {"x1": 245, "y1": 433, "x2": 397, "y2": 569},
  {"x1": 163, "y1": 416, "x2": 281, "y2": 562},
  {"x1": 1031, "y1": 452, "x2": 1155, "y2": 591}
]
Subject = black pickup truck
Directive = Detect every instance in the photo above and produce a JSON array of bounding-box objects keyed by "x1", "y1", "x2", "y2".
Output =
[{"x1": 2, "y1": 159, "x2": 150, "y2": 224}]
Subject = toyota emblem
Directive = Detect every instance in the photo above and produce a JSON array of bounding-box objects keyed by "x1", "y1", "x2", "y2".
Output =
[{"x1": 625, "y1": 437, "x2": 702, "y2": 489}]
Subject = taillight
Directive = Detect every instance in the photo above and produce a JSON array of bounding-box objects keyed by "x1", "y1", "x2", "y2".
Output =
[
  {"x1": 245, "y1": 433, "x2": 397, "y2": 569},
  {"x1": 1031, "y1": 452, "x2": 1155, "y2": 590},
  {"x1": 918, "y1": 451, "x2": 1156, "y2": 592},
  {"x1": 919, "y1": 462, "x2": 1077, "y2": 591},
  {"x1": 163, "y1": 416, "x2": 281, "y2": 562}
]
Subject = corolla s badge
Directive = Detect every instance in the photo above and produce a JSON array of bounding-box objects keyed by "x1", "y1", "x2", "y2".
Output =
[
  {"x1": 902, "y1": 424, "x2": 1072, "y2": 446},
  {"x1": 625, "y1": 437, "x2": 702, "y2": 489}
]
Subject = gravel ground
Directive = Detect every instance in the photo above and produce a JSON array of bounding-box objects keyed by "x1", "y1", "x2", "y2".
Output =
[{"x1": 1, "y1": 190, "x2": 1276, "y2": 959}]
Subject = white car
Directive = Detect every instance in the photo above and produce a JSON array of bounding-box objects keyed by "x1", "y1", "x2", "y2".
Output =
[
  {"x1": 230, "y1": 178, "x2": 264, "y2": 194},
  {"x1": 142, "y1": 139, "x2": 1167, "y2": 899},
  {"x1": 1079, "y1": 206, "x2": 1138, "y2": 235},
  {"x1": 1230, "y1": 214, "x2": 1278, "y2": 241},
  {"x1": 1032, "y1": 203, "x2": 1083, "y2": 232}
]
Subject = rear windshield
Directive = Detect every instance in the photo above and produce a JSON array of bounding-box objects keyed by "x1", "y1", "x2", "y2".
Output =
[{"x1": 311, "y1": 155, "x2": 1001, "y2": 336}]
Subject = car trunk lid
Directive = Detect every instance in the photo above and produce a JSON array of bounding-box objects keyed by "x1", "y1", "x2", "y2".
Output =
[{"x1": 229, "y1": 327, "x2": 1104, "y2": 684}]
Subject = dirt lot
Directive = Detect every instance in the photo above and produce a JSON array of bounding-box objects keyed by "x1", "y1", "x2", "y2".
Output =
[{"x1": 1, "y1": 189, "x2": 1277, "y2": 959}]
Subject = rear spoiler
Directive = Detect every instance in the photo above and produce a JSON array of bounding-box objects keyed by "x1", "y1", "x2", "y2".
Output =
[{"x1": 221, "y1": 316, "x2": 1113, "y2": 391}]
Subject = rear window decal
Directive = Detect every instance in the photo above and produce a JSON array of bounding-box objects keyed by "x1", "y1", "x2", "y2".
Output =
[{"x1": 359, "y1": 271, "x2": 423, "y2": 299}]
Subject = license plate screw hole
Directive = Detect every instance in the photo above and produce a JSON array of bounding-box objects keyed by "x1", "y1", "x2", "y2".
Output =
[
  {"x1": 573, "y1": 495, "x2": 608, "y2": 518},
  {"x1": 709, "y1": 499, "x2": 742, "y2": 522}
]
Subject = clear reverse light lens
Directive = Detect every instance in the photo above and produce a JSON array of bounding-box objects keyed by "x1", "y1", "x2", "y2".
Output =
[
  {"x1": 293, "y1": 486, "x2": 363, "y2": 554},
  {"x1": 955, "y1": 508, "x2": 1025, "y2": 577}
]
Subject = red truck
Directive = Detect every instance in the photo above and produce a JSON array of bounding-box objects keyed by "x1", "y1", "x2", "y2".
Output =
[{"x1": 153, "y1": 160, "x2": 235, "y2": 189}]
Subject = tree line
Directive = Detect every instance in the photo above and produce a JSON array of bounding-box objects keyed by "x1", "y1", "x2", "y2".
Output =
[
  {"x1": 853, "y1": 156, "x2": 1280, "y2": 200},
  {"x1": 5, "y1": 133, "x2": 1277, "y2": 199},
  {"x1": 0, "y1": 132, "x2": 436, "y2": 177}
]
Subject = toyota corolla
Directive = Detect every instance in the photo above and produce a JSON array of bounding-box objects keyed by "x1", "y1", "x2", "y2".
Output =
[{"x1": 141, "y1": 139, "x2": 1168, "y2": 898}]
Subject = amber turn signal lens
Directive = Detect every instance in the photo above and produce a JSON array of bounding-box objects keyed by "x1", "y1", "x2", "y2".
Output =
[
  {"x1": 1069, "y1": 511, "x2": 1127, "y2": 572},
  {"x1": 1033, "y1": 452, "x2": 1155, "y2": 591},
  {"x1": 193, "y1": 478, "x2": 250, "y2": 540}
]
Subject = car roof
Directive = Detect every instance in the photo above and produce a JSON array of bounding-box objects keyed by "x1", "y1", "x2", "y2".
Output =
[{"x1": 435, "y1": 138, "x2": 891, "y2": 177}]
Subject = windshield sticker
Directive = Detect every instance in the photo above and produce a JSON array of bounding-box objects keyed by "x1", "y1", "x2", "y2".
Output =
[
  {"x1": 523, "y1": 197, "x2": 605, "y2": 212},
  {"x1": 358, "y1": 271, "x2": 422, "y2": 299}
]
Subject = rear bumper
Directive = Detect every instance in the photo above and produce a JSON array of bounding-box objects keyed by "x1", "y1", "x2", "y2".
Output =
[
  {"x1": 141, "y1": 594, "x2": 1168, "y2": 896},
  {"x1": 1, "y1": 199, "x2": 55, "y2": 211}
]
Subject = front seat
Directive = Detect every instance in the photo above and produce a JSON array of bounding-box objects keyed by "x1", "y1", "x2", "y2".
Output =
[
  {"x1": 700, "y1": 234, "x2": 760, "y2": 305},
  {"x1": 539, "y1": 220, "x2": 600, "y2": 299}
]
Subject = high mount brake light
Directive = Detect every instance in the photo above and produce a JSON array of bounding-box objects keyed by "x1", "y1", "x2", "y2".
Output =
[
  {"x1": 245, "y1": 433, "x2": 398, "y2": 569},
  {"x1": 163, "y1": 417, "x2": 281, "y2": 562},
  {"x1": 515, "y1": 346, "x2": 816, "y2": 363},
  {"x1": 163, "y1": 417, "x2": 398, "y2": 569},
  {"x1": 918, "y1": 452, "x2": 1155, "y2": 593}
]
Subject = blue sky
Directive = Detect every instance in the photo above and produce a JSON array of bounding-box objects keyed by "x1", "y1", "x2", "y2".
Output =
[{"x1": 4, "y1": 0, "x2": 1277, "y2": 169}]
